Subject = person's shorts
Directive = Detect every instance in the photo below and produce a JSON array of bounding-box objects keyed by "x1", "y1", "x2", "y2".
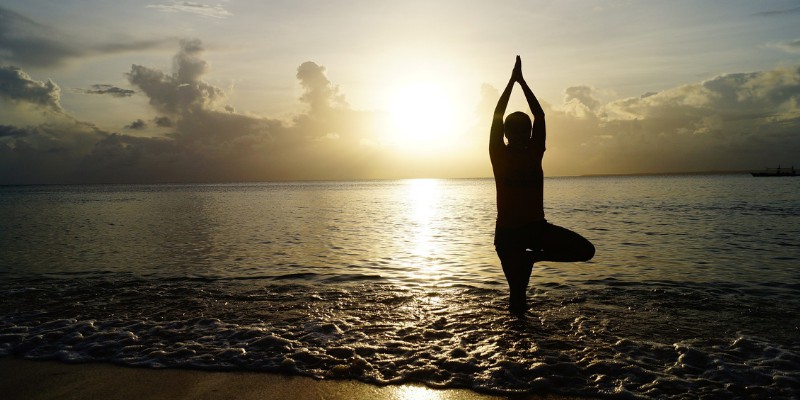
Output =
[{"x1": 494, "y1": 220, "x2": 549, "y2": 255}]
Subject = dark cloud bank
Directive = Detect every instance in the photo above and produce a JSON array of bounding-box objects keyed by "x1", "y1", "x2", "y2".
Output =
[
  {"x1": 1, "y1": 39, "x2": 799, "y2": 184},
  {"x1": 0, "y1": 5, "x2": 167, "y2": 68},
  {"x1": 83, "y1": 84, "x2": 135, "y2": 98},
  {"x1": 0, "y1": 65, "x2": 62, "y2": 112}
]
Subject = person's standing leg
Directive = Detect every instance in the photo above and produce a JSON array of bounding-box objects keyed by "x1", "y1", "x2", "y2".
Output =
[{"x1": 497, "y1": 249, "x2": 533, "y2": 314}]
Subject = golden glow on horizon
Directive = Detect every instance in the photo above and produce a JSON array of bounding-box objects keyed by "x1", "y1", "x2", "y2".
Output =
[{"x1": 386, "y1": 82, "x2": 457, "y2": 150}]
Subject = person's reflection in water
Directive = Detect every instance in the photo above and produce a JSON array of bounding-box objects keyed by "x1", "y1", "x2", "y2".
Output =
[{"x1": 490, "y1": 56, "x2": 595, "y2": 314}]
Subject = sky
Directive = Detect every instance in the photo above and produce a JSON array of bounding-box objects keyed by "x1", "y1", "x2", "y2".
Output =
[{"x1": 1, "y1": 0, "x2": 799, "y2": 183}]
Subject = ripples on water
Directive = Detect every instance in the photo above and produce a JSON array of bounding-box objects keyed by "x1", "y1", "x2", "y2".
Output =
[{"x1": 1, "y1": 176, "x2": 798, "y2": 398}]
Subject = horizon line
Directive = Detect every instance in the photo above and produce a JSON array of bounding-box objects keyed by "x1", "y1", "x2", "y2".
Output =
[{"x1": 0, "y1": 170, "x2": 763, "y2": 187}]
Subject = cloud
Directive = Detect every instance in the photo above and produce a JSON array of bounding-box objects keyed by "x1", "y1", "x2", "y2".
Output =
[
  {"x1": 0, "y1": 7, "x2": 82, "y2": 67},
  {"x1": 0, "y1": 120, "x2": 107, "y2": 184},
  {"x1": 147, "y1": 2, "x2": 233, "y2": 19},
  {"x1": 0, "y1": 65, "x2": 63, "y2": 112},
  {"x1": 0, "y1": 124, "x2": 29, "y2": 137},
  {"x1": 543, "y1": 66, "x2": 800, "y2": 175},
  {"x1": 0, "y1": 6, "x2": 168, "y2": 67},
  {"x1": 562, "y1": 86, "x2": 602, "y2": 118},
  {"x1": 127, "y1": 39, "x2": 224, "y2": 114},
  {"x1": 91, "y1": 39, "x2": 172, "y2": 54},
  {"x1": 153, "y1": 116, "x2": 174, "y2": 127},
  {"x1": 296, "y1": 61, "x2": 348, "y2": 115},
  {"x1": 82, "y1": 84, "x2": 136, "y2": 97},
  {"x1": 753, "y1": 6, "x2": 800, "y2": 17},
  {"x1": 767, "y1": 38, "x2": 800, "y2": 54},
  {"x1": 125, "y1": 119, "x2": 148, "y2": 130}
]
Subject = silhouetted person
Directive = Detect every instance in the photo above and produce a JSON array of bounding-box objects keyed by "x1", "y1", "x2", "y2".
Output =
[{"x1": 490, "y1": 56, "x2": 594, "y2": 314}]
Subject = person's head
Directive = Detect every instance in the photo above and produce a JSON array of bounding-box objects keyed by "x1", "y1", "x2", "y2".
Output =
[{"x1": 504, "y1": 112, "x2": 532, "y2": 145}]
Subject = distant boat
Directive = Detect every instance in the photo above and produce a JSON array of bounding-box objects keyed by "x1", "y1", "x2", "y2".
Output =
[{"x1": 751, "y1": 165, "x2": 797, "y2": 177}]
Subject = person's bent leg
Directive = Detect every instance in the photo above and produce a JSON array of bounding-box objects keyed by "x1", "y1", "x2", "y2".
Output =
[{"x1": 537, "y1": 223, "x2": 595, "y2": 262}]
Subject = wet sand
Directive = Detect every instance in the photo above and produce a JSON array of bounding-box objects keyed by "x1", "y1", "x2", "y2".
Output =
[{"x1": 0, "y1": 357, "x2": 585, "y2": 400}]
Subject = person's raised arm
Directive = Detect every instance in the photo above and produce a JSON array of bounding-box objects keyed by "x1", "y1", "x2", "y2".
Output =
[
  {"x1": 515, "y1": 57, "x2": 546, "y2": 150},
  {"x1": 490, "y1": 57, "x2": 520, "y2": 155}
]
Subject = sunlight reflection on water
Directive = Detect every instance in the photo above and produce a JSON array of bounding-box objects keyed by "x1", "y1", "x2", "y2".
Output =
[{"x1": 404, "y1": 179, "x2": 444, "y2": 284}]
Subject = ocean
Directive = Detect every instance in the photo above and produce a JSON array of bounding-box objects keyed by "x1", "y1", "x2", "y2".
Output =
[{"x1": 1, "y1": 175, "x2": 798, "y2": 398}]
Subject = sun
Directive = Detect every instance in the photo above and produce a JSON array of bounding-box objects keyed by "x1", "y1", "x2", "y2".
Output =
[{"x1": 386, "y1": 82, "x2": 456, "y2": 148}]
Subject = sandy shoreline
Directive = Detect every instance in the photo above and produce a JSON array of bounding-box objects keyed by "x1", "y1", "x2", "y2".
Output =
[{"x1": 0, "y1": 357, "x2": 588, "y2": 400}]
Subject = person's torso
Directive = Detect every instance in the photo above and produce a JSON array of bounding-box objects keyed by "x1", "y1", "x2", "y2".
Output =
[{"x1": 492, "y1": 146, "x2": 544, "y2": 228}]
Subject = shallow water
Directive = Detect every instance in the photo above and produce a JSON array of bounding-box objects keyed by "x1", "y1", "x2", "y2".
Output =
[{"x1": 1, "y1": 176, "x2": 798, "y2": 398}]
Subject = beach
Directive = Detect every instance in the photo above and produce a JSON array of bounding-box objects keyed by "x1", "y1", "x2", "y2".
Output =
[{"x1": 0, "y1": 357, "x2": 590, "y2": 400}]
